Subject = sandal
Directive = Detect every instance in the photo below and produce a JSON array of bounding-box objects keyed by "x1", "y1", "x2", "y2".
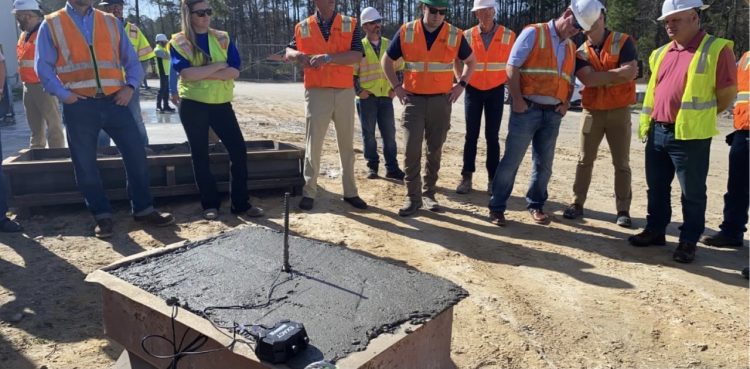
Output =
[
  {"x1": 202, "y1": 208, "x2": 218, "y2": 220},
  {"x1": 528, "y1": 208, "x2": 550, "y2": 224}
]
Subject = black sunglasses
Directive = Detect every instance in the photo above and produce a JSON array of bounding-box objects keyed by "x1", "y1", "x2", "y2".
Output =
[
  {"x1": 427, "y1": 6, "x2": 448, "y2": 16},
  {"x1": 572, "y1": 16, "x2": 583, "y2": 31},
  {"x1": 191, "y1": 8, "x2": 213, "y2": 17}
]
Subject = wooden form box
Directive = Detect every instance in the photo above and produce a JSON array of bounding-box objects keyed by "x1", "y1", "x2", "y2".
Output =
[{"x1": 2, "y1": 140, "x2": 304, "y2": 212}]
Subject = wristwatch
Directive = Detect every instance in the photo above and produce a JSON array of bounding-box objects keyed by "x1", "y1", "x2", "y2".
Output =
[{"x1": 458, "y1": 80, "x2": 468, "y2": 88}]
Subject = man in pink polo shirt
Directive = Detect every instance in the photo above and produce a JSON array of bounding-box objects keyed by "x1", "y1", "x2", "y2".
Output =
[{"x1": 629, "y1": 0, "x2": 737, "y2": 264}]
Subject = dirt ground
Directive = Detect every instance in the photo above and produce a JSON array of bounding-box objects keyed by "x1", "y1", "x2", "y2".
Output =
[{"x1": 0, "y1": 82, "x2": 747, "y2": 369}]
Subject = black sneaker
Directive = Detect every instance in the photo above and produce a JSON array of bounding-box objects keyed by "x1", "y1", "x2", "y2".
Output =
[
  {"x1": 134, "y1": 211, "x2": 175, "y2": 227},
  {"x1": 563, "y1": 203, "x2": 583, "y2": 219},
  {"x1": 742, "y1": 267, "x2": 749, "y2": 279},
  {"x1": 94, "y1": 218, "x2": 113, "y2": 239},
  {"x1": 385, "y1": 169, "x2": 405, "y2": 180},
  {"x1": 366, "y1": 168, "x2": 378, "y2": 179},
  {"x1": 628, "y1": 229, "x2": 666, "y2": 247},
  {"x1": 299, "y1": 197, "x2": 314, "y2": 211},
  {"x1": 673, "y1": 242, "x2": 696, "y2": 263},
  {"x1": 163, "y1": 107, "x2": 176, "y2": 113},
  {"x1": 344, "y1": 196, "x2": 368, "y2": 209},
  {"x1": 0, "y1": 218, "x2": 23, "y2": 233},
  {"x1": 398, "y1": 198, "x2": 422, "y2": 217},
  {"x1": 616, "y1": 211, "x2": 632, "y2": 228}
]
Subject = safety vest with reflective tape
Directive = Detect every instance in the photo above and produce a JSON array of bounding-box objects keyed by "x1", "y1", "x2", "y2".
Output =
[
  {"x1": 734, "y1": 51, "x2": 749, "y2": 130},
  {"x1": 171, "y1": 29, "x2": 234, "y2": 104},
  {"x1": 639, "y1": 34, "x2": 733, "y2": 140},
  {"x1": 519, "y1": 23, "x2": 576, "y2": 103},
  {"x1": 577, "y1": 31, "x2": 636, "y2": 110},
  {"x1": 46, "y1": 8, "x2": 125, "y2": 97},
  {"x1": 400, "y1": 20, "x2": 461, "y2": 94},
  {"x1": 295, "y1": 14, "x2": 356, "y2": 89},
  {"x1": 464, "y1": 24, "x2": 514, "y2": 91},
  {"x1": 354, "y1": 37, "x2": 402, "y2": 97},
  {"x1": 125, "y1": 22, "x2": 154, "y2": 61},
  {"x1": 154, "y1": 43, "x2": 170, "y2": 77},
  {"x1": 16, "y1": 30, "x2": 40, "y2": 84}
]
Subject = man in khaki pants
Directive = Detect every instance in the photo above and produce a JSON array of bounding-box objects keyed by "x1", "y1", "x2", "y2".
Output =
[
  {"x1": 562, "y1": 0, "x2": 638, "y2": 227},
  {"x1": 14, "y1": 0, "x2": 64, "y2": 148},
  {"x1": 285, "y1": 0, "x2": 368, "y2": 211}
]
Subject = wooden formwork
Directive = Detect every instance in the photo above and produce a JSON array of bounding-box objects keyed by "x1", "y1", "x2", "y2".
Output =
[
  {"x1": 85, "y1": 240, "x2": 457, "y2": 369},
  {"x1": 2, "y1": 140, "x2": 305, "y2": 215}
]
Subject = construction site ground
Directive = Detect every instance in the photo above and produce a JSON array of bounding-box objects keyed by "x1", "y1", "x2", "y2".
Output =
[{"x1": 0, "y1": 81, "x2": 747, "y2": 369}]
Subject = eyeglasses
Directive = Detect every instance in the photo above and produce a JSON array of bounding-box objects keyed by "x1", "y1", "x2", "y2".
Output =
[
  {"x1": 427, "y1": 6, "x2": 448, "y2": 16},
  {"x1": 191, "y1": 8, "x2": 213, "y2": 17},
  {"x1": 572, "y1": 17, "x2": 583, "y2": 31}
]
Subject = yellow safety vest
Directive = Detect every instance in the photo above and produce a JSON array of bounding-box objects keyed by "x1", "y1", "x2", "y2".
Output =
[
  {"x1": 125, "y1": 22, "x2": 154, "y2": 61},
  {"x1": 354, "y1": 37, "x2": 402, "y2": 98},
  {"x1": 171, "y1": 29, "x2": 234, "y2": 104},
  {"x1": 154, "y1": 43, "x2": 170, "y2": 76},
  {"x1": 640, "y1": 34, "x2": 733, "y2": 140}
]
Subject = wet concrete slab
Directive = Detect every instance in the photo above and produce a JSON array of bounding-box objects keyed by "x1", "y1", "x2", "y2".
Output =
[{"x1": 110, "y1": 225, "x2": 468, "y2": 368}]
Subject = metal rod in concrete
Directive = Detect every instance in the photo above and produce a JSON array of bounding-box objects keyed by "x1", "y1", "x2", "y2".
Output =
[{"x1": 283, "y1": 192, "x2": 291, "y2": 273}]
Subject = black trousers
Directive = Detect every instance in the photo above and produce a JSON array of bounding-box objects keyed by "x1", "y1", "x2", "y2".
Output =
[
  {"x1": 157, "y1": 75, "x2": 171, "y2": 110},
  {"x1": 179, "y1": 98, "x2": 250, "y2": 212},
  {"x1": 462, "y1": 84, "x2": 505, "y2": 179}
]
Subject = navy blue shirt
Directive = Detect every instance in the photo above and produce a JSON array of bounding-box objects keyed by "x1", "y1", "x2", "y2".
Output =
[
  {"x1": 171, "y1": 32, "x2": 241, "y2": 73},
  {"x1": 575, "y1": 29, "x2": 638, "y2": 73},
  {"x1": 386, "y1": 21, "x2": 473, "y2": 61}
]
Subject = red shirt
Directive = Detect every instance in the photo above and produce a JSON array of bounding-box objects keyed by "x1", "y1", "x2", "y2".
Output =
[{"x1": 651, "y1": 30, "x2": 737, "y2": 123}]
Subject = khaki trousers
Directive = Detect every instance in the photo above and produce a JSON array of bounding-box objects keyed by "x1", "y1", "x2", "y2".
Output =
[
  {"x1": 571, "y1": 106, "x2": 632, "y2": 211},
  {"x1": 402, "y1": 94, "x2": 451, "y2": 200},
  {"x1": 23, "y1": 83, "x2": 65, "y2": 148},
  {"x1": 302, "y1": 88, "x2": 358, "y2": 198}
]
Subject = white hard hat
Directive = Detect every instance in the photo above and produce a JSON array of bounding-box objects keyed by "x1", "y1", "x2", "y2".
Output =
[
  {"x1": 569, "y1": 0, "x2": 605, "y2": 32},
  {"x1": 11, "y1": 0, "x2": 40, "y2": 13},
  {"x1": 155, "y1": 34, "x2": 168, "y2": 42},
  {"x1": 471, "y1": 0, "x2": 495, "y2": 12},
  {"x1": 657, "y1": 0, "x2": 709, "y2": 21},
  {"x1": 360, "y1": 7, "x2": 382, "y2": 24}
]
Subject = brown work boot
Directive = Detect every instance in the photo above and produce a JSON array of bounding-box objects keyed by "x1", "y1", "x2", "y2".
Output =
[
  {"x1": 673, "y1": 242, "x2": 696, "y2": 263},
  {"x1": 528, "y1": 208, "x2": 551, "y2": 224},
  {"x1": 489, "y1": 211, "x2": 506, "y2": 227},
  {"x1": 628, "y1": 229, "x2": 666, "y2": 247},
  {"x1": 398, "y1": 198, "x2": 422, "y2": 217},
  {"x1": 562, "y1": 203, "x2": 583, "y2": 219}
]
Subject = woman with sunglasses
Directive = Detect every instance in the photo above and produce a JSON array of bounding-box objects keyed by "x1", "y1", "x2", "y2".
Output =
[{"x1": 171, "y1": 0, "x2": 263, "y2": 220}]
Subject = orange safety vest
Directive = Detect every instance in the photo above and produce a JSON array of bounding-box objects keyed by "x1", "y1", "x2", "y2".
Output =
[
  {"x1": 735, "y1": 51, "x2": 749, "y2": 130},
  {"x1": 294, "y1": 13, "x2": 356, "y2": 89},
  {"x1": 577, "y1": 31, "x2": 636, "y2": 110},
  {"x1": 16, "y1": 29, "x2": 41, "y2": 84},
  {"x1": 45, "y1": 8, "x2": 125, "y2": 97},
  {"x1": 464, "y1": 24, "x2": 515, "y2": 91},
  {"x1": 400, "y1": 20, "x2": 462, "y2": 94},
  {"x1": 519, "y1": 23, "x2": 576, "y2": 103}
]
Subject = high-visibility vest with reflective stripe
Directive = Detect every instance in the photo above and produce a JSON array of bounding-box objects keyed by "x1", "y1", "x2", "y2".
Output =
[
  {"x1": 577, "y1": 31, "x2": 636, "y2": 110},
  {"x1": 639, "y1": 35, "x2": 733, "y2": 140},
  {"x1": 46, "y1": 8, "x2": 125, "y2": 97},
  {"x1": 294, "y1": 14, "x2": 356, "y2": 89},
  {"x1": 519, "y1": 23, "x2": 576, "y2": 102},
  {"x1": 125, "y1": 22, "x2": 155, "y2": 61},
  {"x1": 171, "y1": 29, "x2": 234, "y2": 104},
  {"x1": 734, "y1": 51, "x2": 749, "y2": 130},
  {"x1": 354, "y1": 37, "x2": 402, "y2": 97},
  {"x1": 464, "y1": 24, "x2": 514, "y2": 91},
  {"x1": 16, "y1": 30, "x2": 40, "y2": 84},
  {"x1": 154, "y1": 43, "x2": 170, "y2": 77},
  {"x1": 400, "y1": 20, "x2": 461, "y2": 94}
]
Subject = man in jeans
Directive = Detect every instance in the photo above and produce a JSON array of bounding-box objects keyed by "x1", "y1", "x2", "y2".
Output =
[
  {"x1": 488, "y1": 6, "x2": 580, "y2": 226},
  {"x1": 456, "y1": 0, "x2": 515, "y2": 195},
  {"x1": 354, "y1": 7, "x2": 405, "y2": 181},
  {"x1": 562, "y1": 0, "x2": 638, "y2": 227},
  {"x1": 35, "y1": 0, "x2": 174, "y2": 238},
  {"x1": 0, "y1": 49, "x2": 23, "y2": 232}
]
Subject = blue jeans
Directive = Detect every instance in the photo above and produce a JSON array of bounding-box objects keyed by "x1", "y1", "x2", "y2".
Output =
[
  {"x1": 463, "y1": 84, "x2": 504, "y2": 179},
  {"x1": 356, "y1": 96, "x2": 400, "y2": 172},
  {"x1": 645, "y1": 123, "x2": 711, "y2": 243},
  {"x1": 719, "y1": 130, "x2": 749, "y2": 239},
  {"x1": 63, "y1": 97, "x2": 154, "y2": 219},
  {"x1": 489, "y1": 106, "x2": 562, "y2": 213},
  {"x1": 98, "y1": 87, "x2": 149, "y2": 147},
  {"x1": 0, "y1": 129, "x2": 8, "y2": 219}
]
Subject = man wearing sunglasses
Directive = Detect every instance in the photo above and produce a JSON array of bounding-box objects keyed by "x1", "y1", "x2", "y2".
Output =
[
  {"x1": 630, "y1": 0, "x2": 737, "y2": 264},
  {"x1": 487, "y1": 3, "x2": 580, "y2": 226},
  {"x1": 382, "y1": 0, "x2": 477, "y2": 217},
  {"x1": 562, "y1": 0, "x2": 638, "y2": 228},
  {"x1": 353, "y1": 7, "x2": 406, "y2": 182},
  {"x1": 455, "y1": 0, "x2": 515, "y2": 196},
  {"x1": 285, "y1": 0, "x2": 369, "y2": 212},
  {"x1": 35, "y1": 0, "x2": 175, "y2": 237},
  {"x1": 98, "y1": 0, "x2": 152, "y2": 148}
]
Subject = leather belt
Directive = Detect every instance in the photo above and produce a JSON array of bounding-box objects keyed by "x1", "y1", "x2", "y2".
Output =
[{"x1": 524, "y1": 98, "x2": 560, "y2": 111}]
